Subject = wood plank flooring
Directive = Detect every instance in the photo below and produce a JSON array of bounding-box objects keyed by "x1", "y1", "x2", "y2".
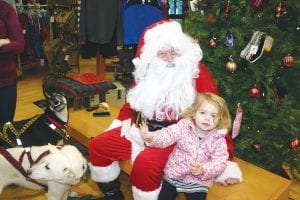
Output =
[{"x1": 0, "y1": 59, "x2": 133, "y2": 199}]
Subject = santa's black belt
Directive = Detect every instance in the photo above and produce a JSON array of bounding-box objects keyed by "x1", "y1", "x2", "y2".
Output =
[{"x1": 134, "y1": 111, "x2": 174, "y2": 131}]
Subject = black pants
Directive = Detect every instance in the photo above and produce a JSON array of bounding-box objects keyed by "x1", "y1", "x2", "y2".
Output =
[
  {"x1": 158, "y1": 180, "x2": 207, "y2": 200},
  {"x1": 0, "y1": 84, "x2": 17, "y2": 124}
]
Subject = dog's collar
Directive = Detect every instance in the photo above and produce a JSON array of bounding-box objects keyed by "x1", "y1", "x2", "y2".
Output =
[
  {"x1": 0, "y1": 146, "x2": 48, "y2": 191},
  {"x1": 43, "y1": 119, "x2": 70, "y2": 141},
  {"x1": 45, "y1": 108, "x2": 68, "y2": 127},
  {"x1": 41, "y1": 114, "x2": 70, "y2": 141},
  {"x1": 47, "y1": 115, "x2": 66, "y2": 130}
]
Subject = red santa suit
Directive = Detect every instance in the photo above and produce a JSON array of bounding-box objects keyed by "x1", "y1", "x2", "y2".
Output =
[{"x1": 89, "y1": 20, "x2": 242, "y2": 200}]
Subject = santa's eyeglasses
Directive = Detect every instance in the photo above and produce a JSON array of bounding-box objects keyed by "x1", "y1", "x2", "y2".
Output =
[{"x1": 157, "y1": 47, "x2": 181, "y2": 61}]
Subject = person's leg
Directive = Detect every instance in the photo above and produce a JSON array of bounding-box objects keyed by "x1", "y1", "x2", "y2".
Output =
[
  {"x1": 131, "y1": 144, "x2": 175, "y2": 200},
  {"x1": 89, "y1": 127, "x2": 131, "y2": 200},
  {"x1": 0, "y1": 85, "x2": 17, "y2": 124},
  {"x1": 158, "y1": 180, "x2": 177, "y2": 200},
  {"x1": 184, "y1": 191, "x2": 207, "y2": 200}
]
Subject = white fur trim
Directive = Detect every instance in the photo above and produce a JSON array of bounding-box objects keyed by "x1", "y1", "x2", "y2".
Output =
[
  {"x1": 132, "y1": 184, "x2": 161, "y2": 200},
  {"x1": 120, "y1": 119, "x2": 131, "y2": 137},
  {"x1": 144, "y1": 21, "x2": 182, "y2": 44},
  {"x1": 89, "y1": 161, "x2": 120, "y2": 182},
  {"x1": 121, "y1": 119, "x2": 145, "y2": 147},
  {"x1": 120, "y1": 119, "x2": 145, "y2": 164},
  {"x1": 131, "y1": 142, "x2": 145, "y2": 165},
  {"x1": 215, "y1": 161, "x2": 243, "y2": 183},
  {"x1": 106, "y1": 119, "x2": 122, "y2": 131}
]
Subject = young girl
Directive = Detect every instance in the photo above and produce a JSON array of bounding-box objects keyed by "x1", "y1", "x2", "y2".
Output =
[{"x1": 139, "y1": 92, "x2": 232, "y2": 200}]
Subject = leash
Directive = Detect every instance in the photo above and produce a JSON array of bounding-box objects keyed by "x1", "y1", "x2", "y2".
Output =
[{"x1": 0, "y1": 146, "x2": 49, "y2": 190}]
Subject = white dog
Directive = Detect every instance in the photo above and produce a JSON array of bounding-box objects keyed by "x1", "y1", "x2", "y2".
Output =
[{"x1": 0, "y1": 144, "x2": 87, "y2": 200}]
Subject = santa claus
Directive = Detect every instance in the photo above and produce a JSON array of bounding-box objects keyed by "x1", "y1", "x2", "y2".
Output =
[{"x1": 89, "y1": 20, "x2": 242, "y2": 200}]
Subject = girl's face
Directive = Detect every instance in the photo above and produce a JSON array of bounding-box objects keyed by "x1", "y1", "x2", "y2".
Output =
[{"x1": 194, "y1": 101, "x2": 219, "y2": 133}]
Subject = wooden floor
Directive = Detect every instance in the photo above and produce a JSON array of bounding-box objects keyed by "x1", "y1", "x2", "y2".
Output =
[
  {"x1": 1, "y1": 59, "x2": 300, "y2": 200},
  {"x1": 0, "y1": 59, "x2": 133, "y2": 199}
]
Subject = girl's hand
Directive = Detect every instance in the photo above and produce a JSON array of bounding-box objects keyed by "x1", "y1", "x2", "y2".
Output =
[
  {"x1": 139, "y1": 121, "x2": 153, "y2": 142},
  {"x1": 190, "y1": 162, "x2": 204, "y2": 176},
  {"x1": 0, "y1": 39, "x2": 11, "y2": 47}
]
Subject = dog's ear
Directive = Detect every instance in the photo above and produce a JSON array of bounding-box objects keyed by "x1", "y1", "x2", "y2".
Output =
[{"x1": 63, "y1": 168, "x2": 76, "y2": 178}]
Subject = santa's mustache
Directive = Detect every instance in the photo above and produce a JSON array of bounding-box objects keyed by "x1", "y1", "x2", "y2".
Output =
[
  {"x1": 166, "y1": 62, "x2": 175, "y2": 68},
  {"x1": 155, "y1": 58, "x2": 180, "y2": 69}
]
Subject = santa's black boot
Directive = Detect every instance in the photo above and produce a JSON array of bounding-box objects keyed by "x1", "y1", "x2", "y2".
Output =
[{"x1": 96, "y1": 179, "x2": 125, "y2": 200}]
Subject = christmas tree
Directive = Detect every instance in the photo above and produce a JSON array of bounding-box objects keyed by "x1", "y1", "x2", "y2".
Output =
[{"x1": 183, "y1": 0, "x2": 300, "y2": 180}]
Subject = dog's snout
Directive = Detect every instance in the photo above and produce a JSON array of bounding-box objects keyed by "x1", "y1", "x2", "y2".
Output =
[{"x1": 27, "y1": 169, "x2": 32, "y2": 175}]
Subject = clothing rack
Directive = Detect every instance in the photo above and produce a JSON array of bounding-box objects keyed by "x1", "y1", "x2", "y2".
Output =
[
  {"x1": 15, "y1": 3, "x2": 50, "y2": 78},
  {"x1": 16, "y1": 4, "x2": 48, "y2": 7}
]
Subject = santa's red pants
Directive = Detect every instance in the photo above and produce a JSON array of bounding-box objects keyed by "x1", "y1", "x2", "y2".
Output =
[{"x1": 89, "y1": 127, "x2": 175, "y2": 191}]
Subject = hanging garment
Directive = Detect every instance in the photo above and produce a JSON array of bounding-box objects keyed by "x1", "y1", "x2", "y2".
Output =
[
  {"x1": 78, "y1": 0, "x2": 122, "y2": 45},
  {"x1": 123, "y1": 0, "x2": 163, "y2": 46},
  {"x1": 78, "y1": 0, "x2": 122, "y2": 58}
]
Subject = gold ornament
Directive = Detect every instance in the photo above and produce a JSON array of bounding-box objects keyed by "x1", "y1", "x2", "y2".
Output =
[{"x1": 225, "y1": 55, "x2": 238, "y2": 73}]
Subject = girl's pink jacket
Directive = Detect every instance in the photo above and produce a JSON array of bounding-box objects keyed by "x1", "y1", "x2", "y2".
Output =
[{"x1": 147, "y1": 119, "x2": 229, "y2": 188}]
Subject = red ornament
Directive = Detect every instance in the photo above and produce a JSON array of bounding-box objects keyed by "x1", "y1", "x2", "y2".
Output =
[
  {"x1": 252, "y1": 142, "x2": 262, "y2": 152},
  {"x1": 290, "y1": 138, "x2": 300, "y2": 151},
  {"x1": 282, "y1": 55, "x2": 295, "y2": 68},
  {"x1": 250, "y1": 0, "x2": 267, "y2": 11},
  {"x1": 208, "y1": 37, "x2": 217, "y2": 48},
  {"x1": 249, "y1": 87, "x2": 261, "y2": 97},
  {"x1": 275, "y1": 1, "x2": 287, "y2": 19},
  {"x1": 224, "y1": 0, "x2": 231, "y2": 21},
  {"x1": 205, "y1": 13, "x2": 215, "y2": 21}
]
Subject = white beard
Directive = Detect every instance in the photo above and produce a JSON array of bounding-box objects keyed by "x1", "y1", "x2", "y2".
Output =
[{"x1": 127, "y1": 55, "x2": 198, "y2": 121}]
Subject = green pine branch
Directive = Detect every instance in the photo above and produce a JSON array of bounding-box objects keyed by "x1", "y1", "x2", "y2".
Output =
[{"x1": 183, "y1": 0, "x2": 300, "y2": 181}]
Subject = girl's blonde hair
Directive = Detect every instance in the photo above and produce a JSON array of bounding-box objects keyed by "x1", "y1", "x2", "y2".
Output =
[{"x1": 182, "y1": 92, "x2": 232, "y2": 130}]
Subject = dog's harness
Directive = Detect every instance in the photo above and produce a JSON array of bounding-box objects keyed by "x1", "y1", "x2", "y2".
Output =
[
  {"x1": 0, "y1": 114, "x2": 70, "y2": 147},
  {"x1": 0, "y1": 146, "x2": 49, "y2": 190},
  {"x1": 0, "y1": 115, "x2": 40, "y2": 146},
  {"x1": 43, "y1": 115, "x2": 70, "y2": 141}
]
